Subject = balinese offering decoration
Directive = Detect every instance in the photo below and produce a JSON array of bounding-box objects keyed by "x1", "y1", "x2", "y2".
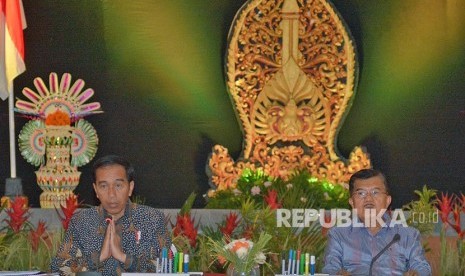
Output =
[{"x1": 15, "y1": 72, "x2": 102, "y2": 208}]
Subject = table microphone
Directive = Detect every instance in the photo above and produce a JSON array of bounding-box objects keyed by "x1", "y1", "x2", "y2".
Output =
[
  {"x1": 105, "y1": 215, "x2": 112, "y2": 224},
  {"x1": 368, "y1": 233, "x2": 400, "y2": 276}
]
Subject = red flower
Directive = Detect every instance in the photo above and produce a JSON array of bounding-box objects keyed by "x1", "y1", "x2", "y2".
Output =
[
  {"x1": 4, "y1": 197, "x2": 29, "y2": 233},
  {"x1": 451, "y1": 205, "x2": 464, "y2": 238},
  {"x1": 56, "y1": 194, "x2": 80, "y2": 230},
  {"x1": 437, "y1": 193, "x2": 454, "y2": 225},
  {"x1": 459, "y1": 193, "x2": 465, "y2": 214},
  {"x1": 29, "y1": 220, "x2": 49, "y2": 252},
  {"x1": 173, "y1": 213, "x2": 198, "y2": 248},
  {"x1": 264, "y1": 189, "x2": 282, "y2": 210},
  {"x1": 242, "y1": 225, "x2": 254, "y2": 240},
  {"x1": 220, "y1": 212, "x2": 240, "y2": 239}
]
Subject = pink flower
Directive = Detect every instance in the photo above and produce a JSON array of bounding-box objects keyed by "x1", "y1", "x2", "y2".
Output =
[{"x1": 251, "y1": 186, "x2": 261, "y2": 195}]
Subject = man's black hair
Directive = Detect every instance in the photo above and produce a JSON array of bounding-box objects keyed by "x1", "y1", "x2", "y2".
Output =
[
  {"x1": 348, "y1": 169, "x2": 389, "y2": 194},
  {"x1": 92, "y1": 155, "x2": 135, "y2": 183}
]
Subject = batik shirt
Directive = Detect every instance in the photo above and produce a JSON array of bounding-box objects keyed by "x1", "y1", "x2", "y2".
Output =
[
  {"x1": 322, "y1": 215, "x2": 431, "y2": 276},
  {"x1": 51, "y1": 201, "x2": 170, "y2": 275}
]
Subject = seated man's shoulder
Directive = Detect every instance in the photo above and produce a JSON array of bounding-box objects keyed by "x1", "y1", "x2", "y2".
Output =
[
  {"x1": 67, "y1": 206, "x2": 101, "y2": 229},
  {"x1": 327, "y1": 225, "x2": 352, "y2": 237},
  {"x1": 131, "y1": 203, "x2": 165, "y2": 219},
  {"x1": 392, "y1": 224, "x2": 421, "y2": 237},
  {"x1": 73, "y1": 206, "x2": 99, "y2": 220}
]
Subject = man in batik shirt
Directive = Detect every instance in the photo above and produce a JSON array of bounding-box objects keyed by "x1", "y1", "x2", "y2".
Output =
[{"x1": 51, "y1": 155, "x2": 171, "y2": 275}]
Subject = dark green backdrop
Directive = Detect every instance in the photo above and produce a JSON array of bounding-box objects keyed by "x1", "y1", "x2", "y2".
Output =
[{"x1": 1, "y1": 0, "x2": 464, "y2": 208}]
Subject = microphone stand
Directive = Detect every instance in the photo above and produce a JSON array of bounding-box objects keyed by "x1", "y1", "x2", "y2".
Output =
[{"x1": 368, "y1": 233, "x2": 400, "y2": 276}]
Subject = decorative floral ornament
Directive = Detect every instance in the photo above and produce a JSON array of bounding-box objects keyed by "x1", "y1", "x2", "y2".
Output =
[
  {"x1": 15, "y1": 72, "x2": 102, "y2": 208},
  {"x1": 16, "y1": 72, "x2": 101, "y2": 168},
  {"x1": 16, "y1": 72, "x2": 101, "y2": 120}
]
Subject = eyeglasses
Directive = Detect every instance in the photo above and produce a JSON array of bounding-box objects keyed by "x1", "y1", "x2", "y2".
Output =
[{"x1": 352, "y1": 189, "x2": 388, "y2": 199}]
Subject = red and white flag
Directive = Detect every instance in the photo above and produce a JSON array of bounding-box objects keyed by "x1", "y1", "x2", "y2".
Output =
[{"x1": 0, "y1": 0, "x2": 26, "y2": 100}]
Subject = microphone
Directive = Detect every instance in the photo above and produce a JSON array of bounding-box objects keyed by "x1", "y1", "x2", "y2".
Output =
[
  {"x1": 368, "y1": 233, "x2": 400, "y2": 276},
  {"x1": 105, "y1": 215, "x2": 112, "y2": 224}
]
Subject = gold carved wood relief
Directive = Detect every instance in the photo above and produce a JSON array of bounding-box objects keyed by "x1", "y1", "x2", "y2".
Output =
[{"x1": 208, "y1": 0, "x2": 370, "y2": 192}]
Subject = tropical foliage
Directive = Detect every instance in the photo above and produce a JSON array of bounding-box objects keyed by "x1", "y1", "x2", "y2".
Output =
[
  {"x1": 205, "y1": 168, "x2": 350, "y2": 210},
  {"x1": 0, "y1": 196, "x2": 79, "y2": 271},
  {"x1": 403, "y1": 186, "x2": 465, "y2": 275},
  {"x1": 172, "y1": 192, "x2": 328, "y2": 274},
  {"x1": 436, "y1": 192, "x2": 465, "y2": 275},
  {"x1": 403, "y1": 185, "x2": 438, "y2": 236}
]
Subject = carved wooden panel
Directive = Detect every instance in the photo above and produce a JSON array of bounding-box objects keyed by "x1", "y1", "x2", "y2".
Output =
[{"x1": 207, "y1": 0, "x2": 370, "y2": 193}]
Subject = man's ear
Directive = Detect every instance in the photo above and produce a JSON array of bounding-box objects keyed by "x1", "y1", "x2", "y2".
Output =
[
  {"x1": 93, "y1": 183, "x2": 99, "y2": 199},
  {"x1": 129, "y1": 181, "x2": 135, "y2": 197},
  {"x1": 349, "y1": 197, "x2": 354, "y2": 209},
  {"x1": 386, "y1": 195, "x2": 392, "y2": 208}
]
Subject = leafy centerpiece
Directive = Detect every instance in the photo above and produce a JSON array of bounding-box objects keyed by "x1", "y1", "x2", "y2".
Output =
[{"x1": 208, "y1": 233, "x2": 271, "y2": 276}]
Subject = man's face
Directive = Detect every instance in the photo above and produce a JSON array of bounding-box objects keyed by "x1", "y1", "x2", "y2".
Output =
[
  {"x1": 349, "y1": 175, "x2": 392, "y2": 223},
  {"x1": 93, "y1": 164, "x2": 134, "y2": 220}
]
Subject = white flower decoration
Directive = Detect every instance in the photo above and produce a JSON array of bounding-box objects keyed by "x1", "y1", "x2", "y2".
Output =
[
  {"x1": 233, "y1": 188, "x2": 242, "y2": 195},
  {"x1": 255, "y1": 252, "x2": 267, "y2": 264}
]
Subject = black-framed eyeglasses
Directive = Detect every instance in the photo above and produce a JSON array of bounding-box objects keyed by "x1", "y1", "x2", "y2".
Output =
[{"x1": 352, "y1": 189, "x2": 388, "y2": 199}]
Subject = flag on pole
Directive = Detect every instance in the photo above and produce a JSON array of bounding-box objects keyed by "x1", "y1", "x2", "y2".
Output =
[{"x1": 0, "y1": 0, "x2": 27, "y2": 100}]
